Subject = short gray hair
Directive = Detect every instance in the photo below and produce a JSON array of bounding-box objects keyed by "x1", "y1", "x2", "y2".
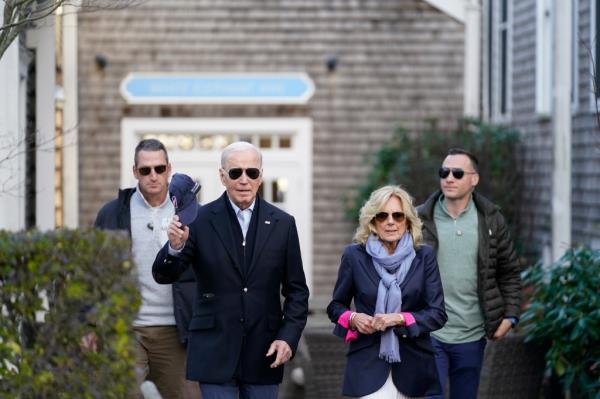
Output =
[{"x1": 220, "y1": 141, "x2": 263, "y2": 168}]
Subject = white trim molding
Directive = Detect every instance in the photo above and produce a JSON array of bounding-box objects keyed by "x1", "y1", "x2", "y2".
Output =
[
  {"x1": 62, "y1": 4, "x2": 79, "y2": 228},
  {"x1": 0, "y1": 25, "x2": 25, "y2": 230},
  {"x1": 536, "y1": 0, "x2": 554, "y2": 117},
  {"x1": 423, "y1": 0, "x2": 466, "y2": 23},
  {"x1": 552, "y1": 0, "x2": 572, "y2": 260},
  {"x1": 464, "y1": 0, "x2": 482, "y2": 117},
  {"x1": 590, "y1": 0, "x2": 600, "y2": 110}
]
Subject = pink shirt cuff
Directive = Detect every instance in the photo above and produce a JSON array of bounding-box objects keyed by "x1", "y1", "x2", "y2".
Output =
[
  {"x1": 401, "y1": 312, "x2": 416, "y2": 326},
  {"x1": 337, "y1": 310, "x2": 359, "y2": 343}
]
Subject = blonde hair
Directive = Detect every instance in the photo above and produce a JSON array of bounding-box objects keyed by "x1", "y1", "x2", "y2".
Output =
[{"x1": 353, "y1": 185, "x2": 423, "y2": 247}]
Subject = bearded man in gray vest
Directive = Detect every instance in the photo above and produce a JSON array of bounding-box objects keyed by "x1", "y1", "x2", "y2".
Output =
[{"x1": 417, "y1": 148, "x2": 522, "y2": 399}]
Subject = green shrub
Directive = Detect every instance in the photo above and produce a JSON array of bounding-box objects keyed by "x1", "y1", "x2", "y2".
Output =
[
  {"x1": 345, "y1": 118, "x2": 525, "y2": 254},
  {"x1": 0, "y1": 229, "x2": 140, "y2": 398},
  {"x1": 521, "y1": 246, "x2": 600, "y2": 397}
]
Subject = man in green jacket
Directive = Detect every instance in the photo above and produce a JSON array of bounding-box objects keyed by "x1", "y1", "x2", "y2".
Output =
[{"x1": 417, "y1": 148, "x2": 522, "y2": 399}]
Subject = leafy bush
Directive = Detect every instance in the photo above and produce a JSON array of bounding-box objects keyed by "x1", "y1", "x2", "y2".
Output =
[
  {"x1": 521, "y1": 246, "x2": 600, "y2": 397},
  {"x1": 0, "y1": 229, "x2": 140, "y2": 398},
  {"x1": 345, "y1": 118, "x2": 526, "y2": 254}
]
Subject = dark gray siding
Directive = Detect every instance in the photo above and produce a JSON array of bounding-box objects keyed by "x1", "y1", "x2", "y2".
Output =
[
  {"x1": 500, "y1": 0, "x2": 600, "y2": 256},
  {"x1": 493, "y1": 0, "x2": 553, "y2": 256},
  {"x1": 572, "y1": 0, "x2": 600, "y2": 248}
]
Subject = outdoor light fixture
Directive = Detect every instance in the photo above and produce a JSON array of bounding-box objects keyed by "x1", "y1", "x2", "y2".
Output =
[
  {"x1": 325, "y1": 54, "x2": 338, "y2": 72},
  {"x1": 95, "y1": 54, "x2": 108, "y2": 70}
]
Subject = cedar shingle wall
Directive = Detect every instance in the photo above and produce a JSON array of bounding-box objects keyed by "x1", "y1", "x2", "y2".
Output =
[
  {"x1": 572, "y1": 0, "x2": 600, "y2": 248},
  {"x1": 508, "y1": 0, "x2": 600, "y2": 256},
  {"x1": 510, "y1": 0, "x2": 553, "y2": 257},
  {"x1": 78, "y1": 0, "x2": 464, "y2": 304}
]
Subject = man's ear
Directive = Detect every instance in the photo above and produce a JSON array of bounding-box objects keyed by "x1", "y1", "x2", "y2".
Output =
[{"x1": 471, "y1": 173, "x2": 480, "y2": 188}]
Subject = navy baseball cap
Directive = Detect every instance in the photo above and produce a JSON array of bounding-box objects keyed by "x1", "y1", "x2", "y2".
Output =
[{"x1": 169, "y1": 173, "x2": 201, "y2": 225}]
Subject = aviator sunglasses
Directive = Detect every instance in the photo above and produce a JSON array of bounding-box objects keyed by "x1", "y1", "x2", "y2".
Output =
[
  {"x1": 438, "y1": 167, "x2": 477, "y2": 180},
  {"x1": 137, "y1": 165, "x2": 167, "y2": 176},
  {"x1": 374, "y1": 211, "x2": 406, "y2": 223},
  {"x1": 226, "y1": 167, "x2": 261, "y2": 180}
]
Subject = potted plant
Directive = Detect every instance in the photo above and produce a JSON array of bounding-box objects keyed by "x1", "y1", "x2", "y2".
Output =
[{"x1": 520, "y1": 246, "x2": 600, "y2": 398}]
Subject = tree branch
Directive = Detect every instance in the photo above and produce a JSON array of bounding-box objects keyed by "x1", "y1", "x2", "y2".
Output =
[{"x1": 0, "y1": 1, "x2": 62, "y2": 31}]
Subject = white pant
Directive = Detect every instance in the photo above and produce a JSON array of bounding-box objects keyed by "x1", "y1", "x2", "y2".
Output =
[{"x1": 360, "y1": 372, "x2": 423, "y2": 399}]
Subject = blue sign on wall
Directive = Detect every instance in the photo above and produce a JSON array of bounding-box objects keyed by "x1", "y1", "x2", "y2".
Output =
[{"x1": 120, "y1": 73, "x2": 315, "y2": 105}]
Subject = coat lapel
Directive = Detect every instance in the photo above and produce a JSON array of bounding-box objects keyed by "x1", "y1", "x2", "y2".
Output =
[
  {"x1": 359, "y1": 249, "x2": 382, "y2": 289},
  {"x1": 247, "y1": 198, "x2": 277, "y2": 277},
  {"x1": 209, "y1": 194, "x2": 242, "y2": 276}
]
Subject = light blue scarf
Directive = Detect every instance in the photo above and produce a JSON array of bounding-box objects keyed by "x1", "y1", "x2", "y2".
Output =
[{"x1": 365, "y1": 232, "x2": 416, "y2": 363}]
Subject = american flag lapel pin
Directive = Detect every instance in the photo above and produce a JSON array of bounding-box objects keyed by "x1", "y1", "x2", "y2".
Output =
[{"x1": 265, "y1": 220, "x2": 271, "y2": 225}]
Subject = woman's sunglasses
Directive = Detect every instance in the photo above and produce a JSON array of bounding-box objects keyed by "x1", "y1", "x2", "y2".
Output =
[
  {"x1": 438, "y1": 167, "x2": 477, "y2": 180},
  {"x1": 374, "y1": 211, "x2": 406, "y2": 223},
  {"x1": 226, "y1": 168, "x2": 261, "y2": 180},
  {"x1": 137, "y1": 165, "x2": 167, "y2": 176}
]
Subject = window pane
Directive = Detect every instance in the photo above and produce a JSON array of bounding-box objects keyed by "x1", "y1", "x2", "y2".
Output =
[
  {"x1": 501, "y1": 28, "x2": 508, "y2": 114},
  {"x1": 271, "y1": 177, "x2": 288, "y2": 203},
  {"x1": 279, "y1": 136, "x2": 292, "y2": 148},
  {"x1": 259, "y1": 136, "x2": 272, "y2": 148},
  {"x1": 178, "y1": 134, "x2": 194, "y2": 150},
  {"x1": 571, "y1": 0, "x2": 578, "y2": 106},
  {"x1": 501, "y1": 0, "x2": 508, "y2": 23},
  {"x1": 596, "y1": 0, "x2": 600, "y2": 97},
  {"x1": 198, "y1": 135, "x2": 214, "y2": 150},
  {"x1": 214, "y1": 135, "x2": 232, "y2": 149},
  {"x1": 488, "y1": 0, "x2": 494, "y2": 115}
]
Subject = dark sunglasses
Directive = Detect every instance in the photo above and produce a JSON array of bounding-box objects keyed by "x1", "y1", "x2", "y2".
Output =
[
  {"x1": 226, "y1": 167, "x2": 261, "y2": 180},
  {"x1": 438, "y1": 167, "x2": 477, "y2": 180},
  {"x1": 137, "y1": 165, "x2": 167, "y2": 176},
  {"x1": 374, "y1": 211, "x2": 406, "y2": 223}
]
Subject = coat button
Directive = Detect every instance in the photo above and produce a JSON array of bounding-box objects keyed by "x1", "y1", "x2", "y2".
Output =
[
  {"x1": 243, "y1": 287, "x2": 248, "y2": 293},
  {"x1": 239, "y1": 318, "x2": 244, "y2": 323}
]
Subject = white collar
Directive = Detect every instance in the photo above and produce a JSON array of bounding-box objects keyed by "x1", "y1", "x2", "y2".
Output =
[{"x1": 228, "y1": 196, "x2": 256, "y2": 214}]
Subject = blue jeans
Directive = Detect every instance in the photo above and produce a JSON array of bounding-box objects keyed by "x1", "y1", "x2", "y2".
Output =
[
  {"x1": 200, "y1": 381, "x2": 278, "y2": 399},
  {"x1": 429, "y1": 337, "x2": 487, "y2": 399}
]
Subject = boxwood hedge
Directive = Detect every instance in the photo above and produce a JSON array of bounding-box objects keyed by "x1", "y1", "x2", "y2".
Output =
[{"x1": 0, "y1": 229, "x2": 140, "y2": 398}]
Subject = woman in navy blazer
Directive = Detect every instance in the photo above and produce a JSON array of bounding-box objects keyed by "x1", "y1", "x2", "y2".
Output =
[{"x1": 327, "y1": 185, "x2": 447, "y2": 398}]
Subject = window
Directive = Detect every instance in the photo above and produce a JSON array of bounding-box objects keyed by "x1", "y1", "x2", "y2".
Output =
[
  {"x1": 486, "y1": 0, "x2": 493, "y2": 118},
  {"x1": 536, "y1": 0, "x2": 553, "y2": 116},
  {"x1": 572, "y1": 0, "x2": 579, "y2": 111},
  {"x1": 485, "y1": 0, "x2": 512, "y2": 121},
  {"x1": 499, "y1": 0, "x2": 510, "y2": 116},
  {"x1": 590, "y1": 0, "x2": 600, "y2": 108}
]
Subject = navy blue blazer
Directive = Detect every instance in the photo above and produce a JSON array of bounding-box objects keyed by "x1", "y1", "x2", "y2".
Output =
[
  {"x1": 153, "y1": 193, "x2": 309, "y2": 385},
  {"x1": 327, "y1": 243, "x2": 446, "y2": 397}
]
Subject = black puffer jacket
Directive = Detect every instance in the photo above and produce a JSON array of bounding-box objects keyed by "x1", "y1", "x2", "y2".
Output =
[
  {"x1": 417, "y1": 191, "x2": 522, "y2": 338},
  {"x1": 94, "y1": 188, "x2": 196, "y2": 344}
]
